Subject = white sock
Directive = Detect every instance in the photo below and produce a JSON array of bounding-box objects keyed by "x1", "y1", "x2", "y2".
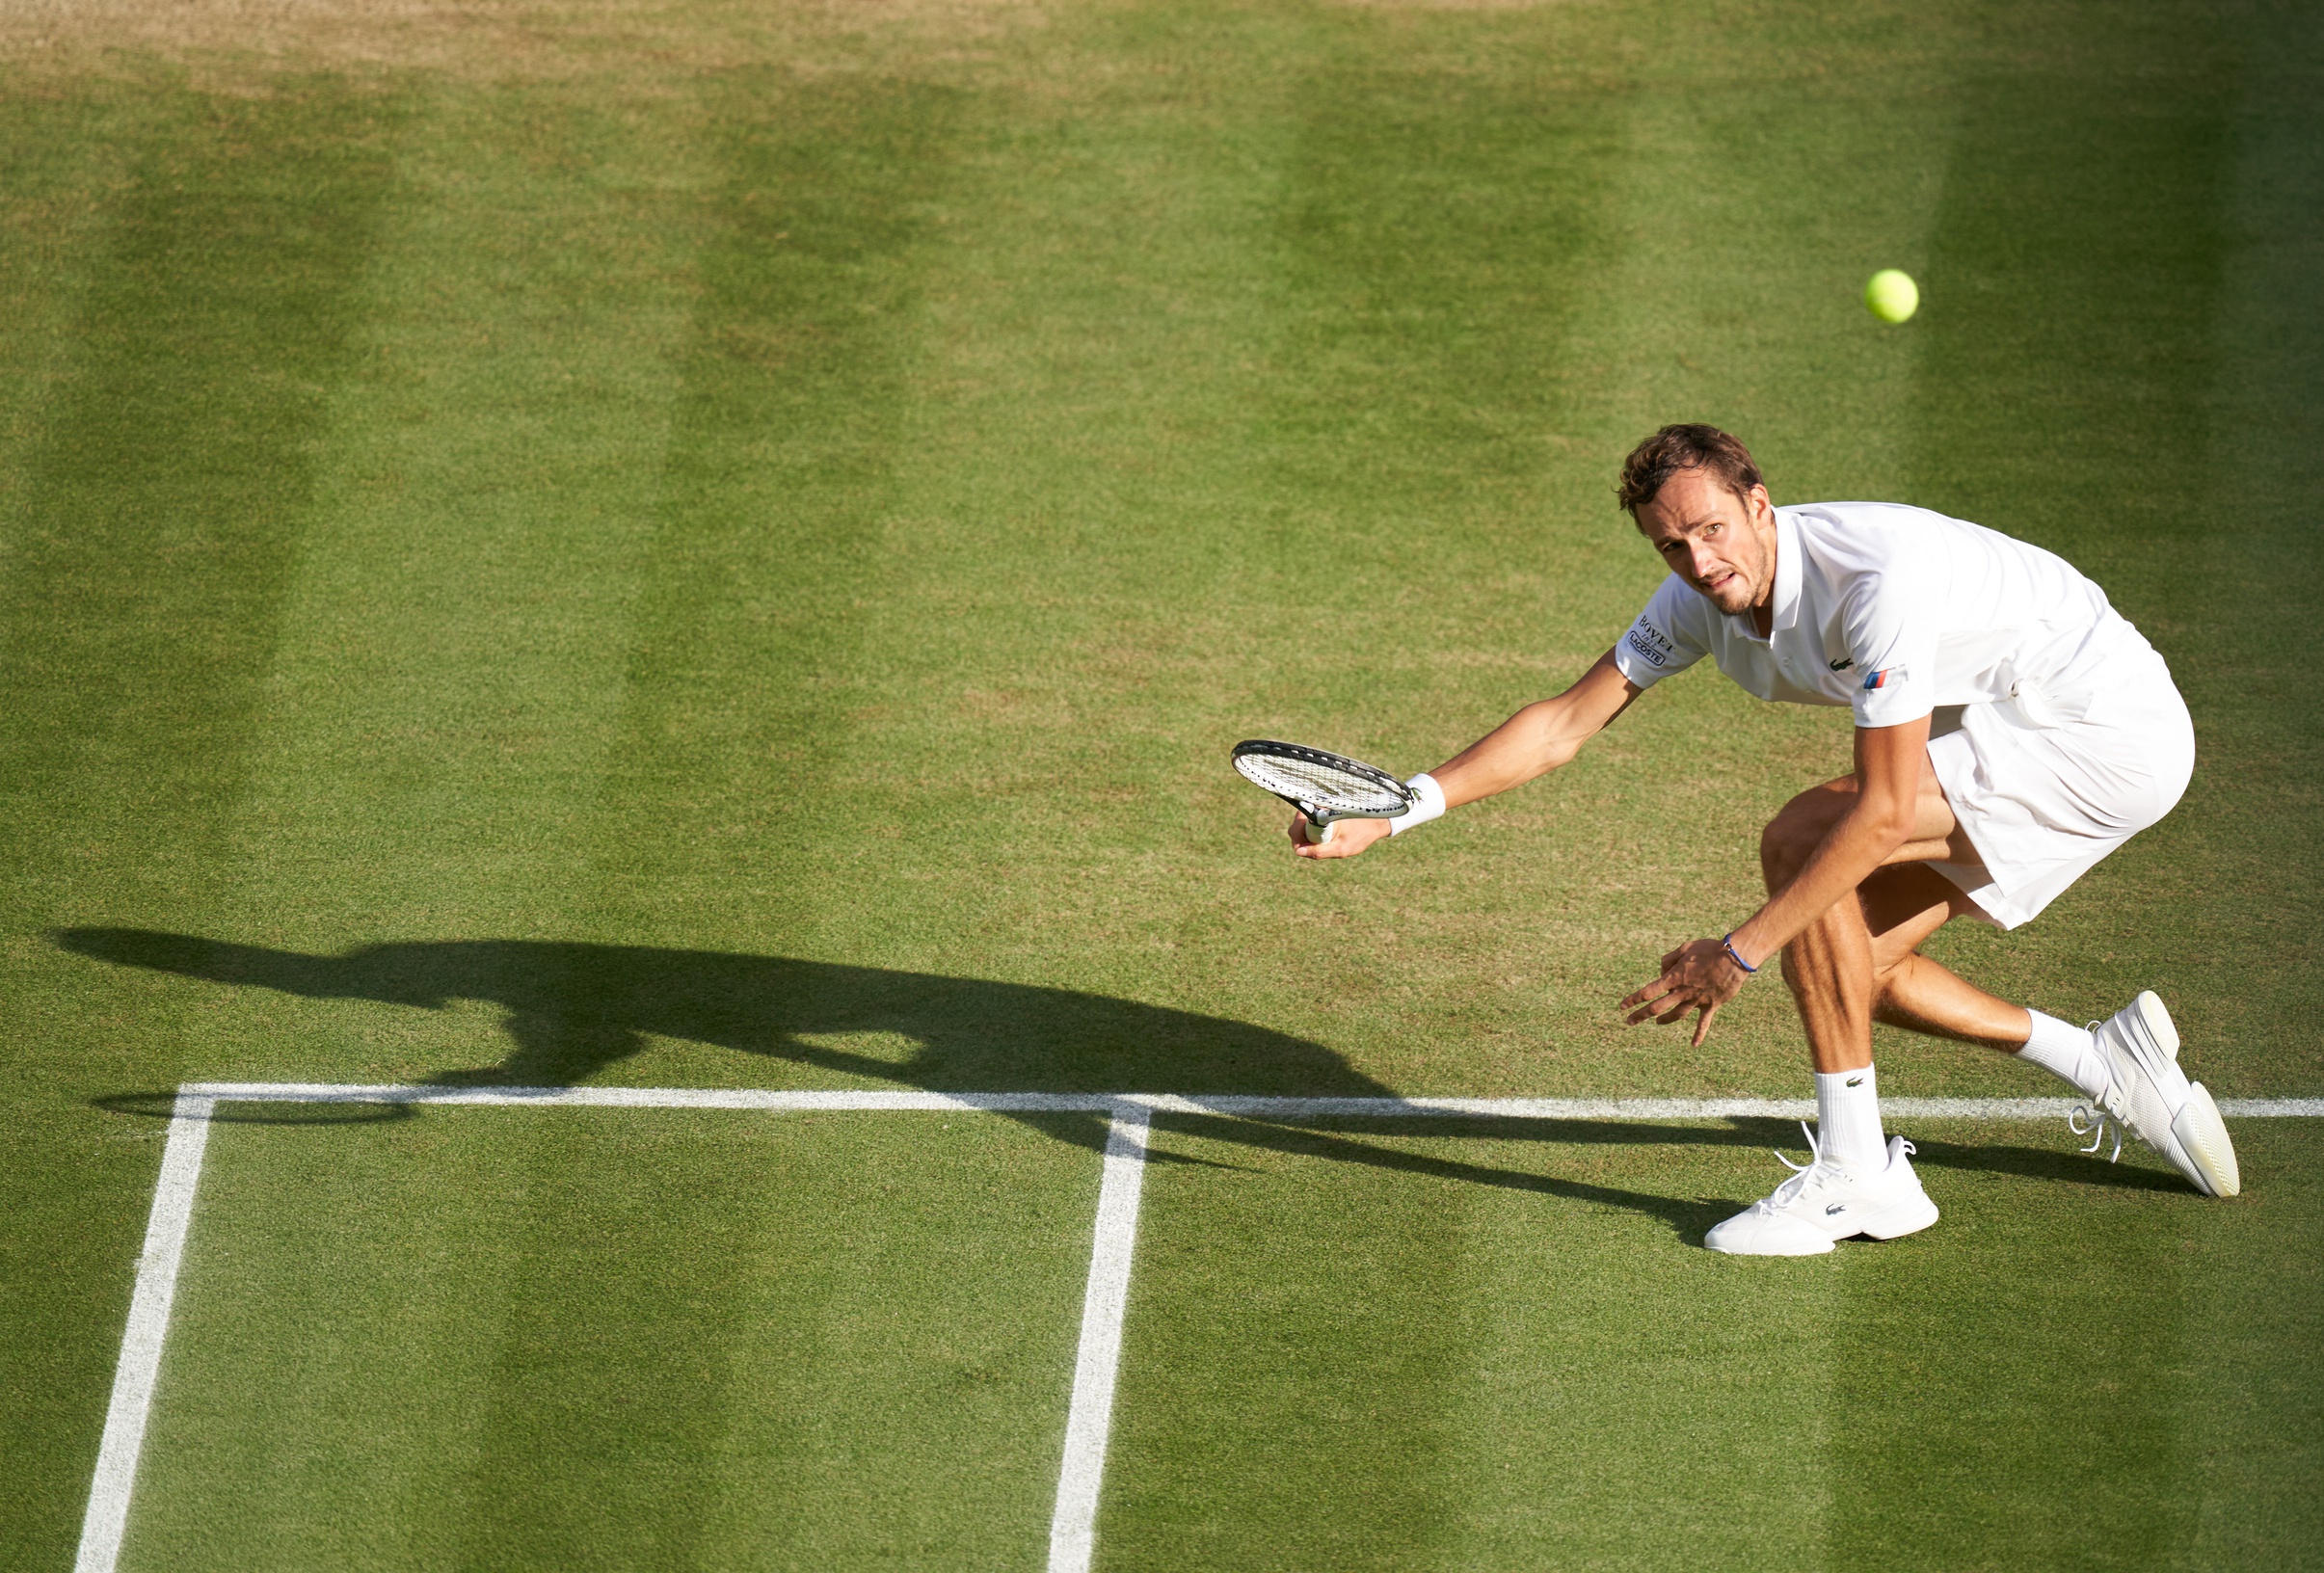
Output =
[
  {"x1": 2018, "y1": 1010, "x2": 2109, "y2": 1101},
  {"x1": 1814, "y1": 1064, "x2": 1887, "y2": 1171}
]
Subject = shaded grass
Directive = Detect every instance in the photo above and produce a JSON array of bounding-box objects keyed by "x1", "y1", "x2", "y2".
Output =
[
  {"x1": 588, "y1": 70, "x2": 969, "y2": 946},
  {"x1": 0, "y1": 76, "x2": 403, "y2": 1566}
]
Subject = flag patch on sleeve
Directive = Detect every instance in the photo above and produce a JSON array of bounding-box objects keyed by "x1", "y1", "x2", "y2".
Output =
[{"x1": 1861, "y1": 666, "x2": 1907, "y2": 691}]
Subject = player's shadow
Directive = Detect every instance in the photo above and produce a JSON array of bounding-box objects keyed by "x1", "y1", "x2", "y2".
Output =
[
  {"x1": 60, "y1": 929, "x2": 2178, "y2": 1240},
  {"x1": 68, "y1": 928, "x2": 1754, "y2": 1236},
  {"x1": 1165, "y1": 1114, "x2": 1752, "y2": 1242},
  {"x1": 58, "y1": 930, "x2": 1383, "y2": 1099}
]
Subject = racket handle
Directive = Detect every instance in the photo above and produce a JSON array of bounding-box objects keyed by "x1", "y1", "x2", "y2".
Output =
[{"x1": 1301, "y1": 816, "x2": 1335, "y2": 846}]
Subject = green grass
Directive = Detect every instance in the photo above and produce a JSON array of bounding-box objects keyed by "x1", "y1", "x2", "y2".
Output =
[
  {"x1": 1111, "y1": 1115, "x2": 2324, "y2": 1572},
  {"x1": 126, "y1": 1107, "x2": 1096, "y2": 1571},
  {"x1": 1, "y1": 0, "x2": 2320, "y2": 1565},
  {"x1": 93, "y1": 1106, "x2": 2324, "y2": 1571}
]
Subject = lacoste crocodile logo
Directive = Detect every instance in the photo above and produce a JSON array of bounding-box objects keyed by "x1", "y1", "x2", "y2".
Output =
[
  {"x1": 1826, "y1": 1204, "x2": 1847, "y2": 1215},
  {"x1": 1829, "y1": 657, "x2": 1854, "y2": 671},
  {"x1": 1846, "y1": 1076, "x2": 1863, "y2": 1087}
]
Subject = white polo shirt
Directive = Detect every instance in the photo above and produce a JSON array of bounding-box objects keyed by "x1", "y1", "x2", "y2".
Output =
[{"x1": 1610, "y1": 501, "x2": 2143, "y2": 729}]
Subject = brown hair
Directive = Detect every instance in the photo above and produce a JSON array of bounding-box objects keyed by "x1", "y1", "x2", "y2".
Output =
[{"x1": 1616, "y1": 423, "x2": 1764, "y2": 517}]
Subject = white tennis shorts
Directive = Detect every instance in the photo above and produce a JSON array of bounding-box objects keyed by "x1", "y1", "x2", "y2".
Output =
[{"x1": 1922, "y1": 639, "x2": 2195, "y2": 930}]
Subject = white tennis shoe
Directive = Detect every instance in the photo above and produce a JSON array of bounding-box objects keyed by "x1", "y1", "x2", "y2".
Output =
[
  {"x1": 2070, "y1": 991, "x2": 2241, "y2": 1197},
  {"x1": 1704, "y1": 1128, "x2": 1940, "y2": 1256}
]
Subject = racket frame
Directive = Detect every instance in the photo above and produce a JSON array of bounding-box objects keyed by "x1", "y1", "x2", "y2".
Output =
[{"x1": 1229, "y1": 738, "x2": 1414, "y2": 845}]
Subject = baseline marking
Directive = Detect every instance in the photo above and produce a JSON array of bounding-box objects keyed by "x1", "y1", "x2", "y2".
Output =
[
  {"x1": 76, "y1": 1082, "x2": 2324, "y2": 1573},
  {"x1": 74, "y1": 1093, "x2": 214, "y2": 1573},
  {"x1": 179, "y1": 1082, "x2": 2324, "y2": 1120},
  {"x1": 1048, "y1": 1106, "x2": 1153, "y2": 1573}
]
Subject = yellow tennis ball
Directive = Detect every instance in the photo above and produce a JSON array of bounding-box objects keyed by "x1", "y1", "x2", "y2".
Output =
[{"x1": 1865, "y1": 268, "x2": 1919, "y2": 324}]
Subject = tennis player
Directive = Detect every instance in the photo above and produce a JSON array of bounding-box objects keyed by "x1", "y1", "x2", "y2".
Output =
[{"x1": 1296, "y1": 423, "x2": 2238, "y2": 1254}]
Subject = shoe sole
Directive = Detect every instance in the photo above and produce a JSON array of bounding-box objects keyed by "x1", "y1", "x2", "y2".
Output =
[
  {"x1": 1705, "y1": 1199, "x2": 1937, "y2": 1254},
  {"x1": 2131, "y1": 992, "x2": 2239, "y2": 1195},
  {"x1": 1705, "y1": 1232, "x2": 1834, "y2": 1257},
  {"x1": 2133, "y1": 990, "x2": 2181, "y2": 1060},
  {"x1": 2171, "y1": 1080, "x2": 2241, "y2": 1197}
]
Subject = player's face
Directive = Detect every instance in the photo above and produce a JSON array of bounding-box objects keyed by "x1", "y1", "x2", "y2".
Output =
[{"x1": 1634, "y1": 471, "x2": 1777, "y2": 618}]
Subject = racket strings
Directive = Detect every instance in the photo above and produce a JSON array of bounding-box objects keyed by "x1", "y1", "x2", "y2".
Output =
[{"x1": 1235, "y1": 755, "x2": 1406, "y2": 815}]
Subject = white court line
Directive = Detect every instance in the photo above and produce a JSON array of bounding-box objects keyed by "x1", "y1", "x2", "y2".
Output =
[
  {"x1": 183, "y1": 1081, "x2": 1121, "y2": 1112},
  {"x1": 77, "y1": 1082, "x2": 2324, "y2": 1573},
  {"x1": 1047, "y1": 1106, "x2": 1152, "y2": 1573},
  {"x1": 178, "y1": 1082, "x2": 2324, "y2": 1121},
  {"x1": 74, "y1": 1093, "x2": 214, "y2": 1573}
]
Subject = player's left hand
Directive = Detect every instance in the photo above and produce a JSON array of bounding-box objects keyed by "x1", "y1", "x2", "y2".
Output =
[{"x1": 1621, "y1": 938, "x2": 1750, "y2": 1047}]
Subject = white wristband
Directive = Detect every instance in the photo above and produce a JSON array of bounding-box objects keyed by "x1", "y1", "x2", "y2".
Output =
[{"x1": 1389, "y1": 772, "x2": 1447, "y2": 834}]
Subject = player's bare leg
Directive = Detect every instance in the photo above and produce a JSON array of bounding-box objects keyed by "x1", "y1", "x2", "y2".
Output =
[
  {"x1": 1698, "y1": 765, "x2": 1965, "y2": 1253},
  {"x1": 1757, "y1": 764, "x2": 1992, "y2": 1075},
  {"x1": 1695, "y1": 774, "x2": 1950, "y2": 1251},
  {"x1": 1757, "y1": 764, "x2": 2238, "y2": 1199},
  {"x1": 1859, "y1": 865, "x2": 2029, "y2": 1048},
  {"x1": 1857, "y1": 858, "x2": 2240, "y2": 1192}
]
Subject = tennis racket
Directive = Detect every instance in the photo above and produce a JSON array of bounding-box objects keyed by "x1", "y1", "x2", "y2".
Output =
[{"x1": 1231, "y1": 739, "x2": 1414, "y2": 846}]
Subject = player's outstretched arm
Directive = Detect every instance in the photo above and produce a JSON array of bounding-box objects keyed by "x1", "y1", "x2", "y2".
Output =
[
  {"x1": 1295, "y1": 649, "x2": 1641, "y2": 858},
  {"x1": 1429, "y1": 648, "x2": 1641, "y2": 807}
]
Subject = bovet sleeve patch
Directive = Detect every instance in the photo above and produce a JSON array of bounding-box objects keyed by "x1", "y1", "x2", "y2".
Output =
[{"x1": 1612, "y1": 576, "x2": 1710, "y2": 689}]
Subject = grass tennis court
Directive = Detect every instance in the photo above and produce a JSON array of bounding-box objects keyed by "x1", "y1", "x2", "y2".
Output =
[
  {"x1": 2, "y1": 0, "x2": 2320, "y2": 1566},
  {"x1": 69, "y1": 1093, "x2": 2324, "y2": 1571}
]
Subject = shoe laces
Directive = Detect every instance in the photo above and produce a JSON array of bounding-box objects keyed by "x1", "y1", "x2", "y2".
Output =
[
  {"x1": 1757, "y1": 1122, "x2": 1822, "y2": 1209},
  {"x1": 1768, "y1": 1122, "x2": 1897, "y2": 1205},
  {"x1": 1772, "y1": 1120, "x2": 1821, "y2": 1175},
  {"x1": 1765, "y1": 1123, "x2": 1912, "y2": 1208},
  {"x1": 2069, "y1": 1019, "x2": 2125, "y2": 1162},
  {"x1": 2069, "y1": 1104, "x2": 2124, "y2": 1162}
]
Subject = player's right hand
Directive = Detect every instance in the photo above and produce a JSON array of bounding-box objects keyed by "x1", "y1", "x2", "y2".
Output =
[{"x1": 1290, "y1": 813, "x2": 1392, "y2": 859}]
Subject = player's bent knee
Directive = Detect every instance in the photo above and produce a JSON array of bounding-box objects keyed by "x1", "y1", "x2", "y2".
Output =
[
  {"x1": 1759, "y1": 814, "x2": 1818, "y2": 888},
  {"x1": 1760, "y1": 787, "x2": 1848, "y2": 888},
  {"x1": 1868, "y1": 946, "x2": 1913, "y2": 990}
]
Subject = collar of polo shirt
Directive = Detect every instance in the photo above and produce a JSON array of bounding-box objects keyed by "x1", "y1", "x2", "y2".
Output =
[{"x1": 1737, "y1": 505, "x2": 1803, "y2": 643}]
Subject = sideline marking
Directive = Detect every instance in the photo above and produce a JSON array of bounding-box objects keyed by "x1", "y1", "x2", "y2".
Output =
[
  {"x1": 76, "y1": 1082, "x2": 2324, "y2": 1573},
  {"x1": 1048, "y1": 1106, "x2": 1152, "y2": 1573},
  {"x1": 74, "y1": 1093, "x2": 214, "y2": 1573}
]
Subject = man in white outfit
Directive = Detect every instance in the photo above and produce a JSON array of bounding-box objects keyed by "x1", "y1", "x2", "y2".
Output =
[{"x1": 1296, "y1": 423, "x2": 2239, "y2": 1254}]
